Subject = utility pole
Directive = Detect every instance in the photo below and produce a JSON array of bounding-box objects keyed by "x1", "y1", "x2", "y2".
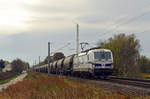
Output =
[
  {"x1": 76, "y1": 24, "x2": 80, "y2": 55},
  {"x1": 48, "y1": 42, "x2": 50, "y2": 74},
  {"x1": 35, "y1": 60, "x2": 36, "y2": 65},
  {"x1": 76, "y1": 24, "x2": 80, "y2": 67},
  {"x1": 39, "y1": 56, "x2": 41, "y2": 64}
]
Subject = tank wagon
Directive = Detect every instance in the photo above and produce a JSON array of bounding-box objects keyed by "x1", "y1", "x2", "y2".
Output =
[
  {"x1": 56, "y1": 59, "x2": 64, "y2": 74},
  {"x1": 34, "y1": 48, "x2": 114, "y2": 78},
  {"x1": 63, "y1": 55, "x2": 74, "y2": 75}
]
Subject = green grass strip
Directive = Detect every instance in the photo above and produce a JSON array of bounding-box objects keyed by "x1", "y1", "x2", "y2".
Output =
[{"x1": 0, "y1": 74, "x2": 19, "y2": 85}]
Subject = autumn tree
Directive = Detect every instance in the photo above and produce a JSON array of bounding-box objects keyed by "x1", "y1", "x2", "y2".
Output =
[
  {"x1": 11, "y1": 59, "x2": 29, "y2": 73},
  {"x1": 39, "y1": 52, "x2": 65, "y2": 65},
  {"x1": 101, "y1": 33, "x2": 140, "y2": 77},
  {"x1": 137, "y1": 56, "x2": 150, "y2": 73},
  {"x1": 39, "y1": 56, "x2": 53, "y2": 65},
  {"x1": 53, "y1": 52, "x2": 65, "y2": 61},
  {"x1": 24, "y1": 62, "x2": 30, "y2": 70},
  {"x1": 0, "y1": 59, "x2": 5, "y2": 69}
]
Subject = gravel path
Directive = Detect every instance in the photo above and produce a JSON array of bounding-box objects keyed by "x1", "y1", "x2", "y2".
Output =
[{"x1": 0, "y1": 73, "x2": 27, "y2": 92}]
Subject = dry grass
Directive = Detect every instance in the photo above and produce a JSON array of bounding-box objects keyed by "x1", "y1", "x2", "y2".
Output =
[
  {"x1": 141, "y1": 73, "x2": 150, "y2": 79},
  {"x1": 0, "y1": 72, "x2": 149, "y2": 99}
]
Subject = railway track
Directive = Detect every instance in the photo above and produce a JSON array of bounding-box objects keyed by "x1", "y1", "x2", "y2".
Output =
[
  {"x1": 66, "y1": 75, "x2": 150, "y2": 96},
  {"x1": 66, "y1": 75, "x2": 150, "y2": 89},
  {"x1": 38, "y1": 72, "x2": 150, "y2": 96},
  {"x1": 108, "y1": 77, "x2": 150, "y2": 89},
  {"x1": 44, "y1": 72, "x2": 150, "y2": 89}
]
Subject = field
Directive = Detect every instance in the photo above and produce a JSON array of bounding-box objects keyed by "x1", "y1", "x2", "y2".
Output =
[{"x1": 0, "y1": 72, "x2": 149, "y2": 99}]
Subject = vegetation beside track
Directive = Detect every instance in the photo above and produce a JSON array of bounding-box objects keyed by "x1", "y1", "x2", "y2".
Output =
[
  {"x1": 0, "y1": 74, "x2": 19, "y2": 85},
  {"x1": 0, "y1": 72, "x2": 18, "y2": 85},
  {"x1": 141, "y1": 73, "x2": 150, "y2": 80},
  {"x1": 0, "y1": 72, "x2": 149, "y2": 99}
]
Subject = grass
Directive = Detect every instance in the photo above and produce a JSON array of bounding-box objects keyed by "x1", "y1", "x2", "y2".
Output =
[
  {"x1": 0, "y1": 72, "x2": 149, "y2": 99},
  {"x1": 0, "y1": 74, "x2": 19, "y2": 85}
]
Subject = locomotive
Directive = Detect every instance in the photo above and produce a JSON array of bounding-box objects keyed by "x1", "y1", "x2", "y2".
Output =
[{"x1": 34, "y1": 48, "x2": 114, "y2": 78}]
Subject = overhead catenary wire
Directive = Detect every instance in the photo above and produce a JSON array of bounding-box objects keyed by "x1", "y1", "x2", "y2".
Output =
[
  {"x1": 50, "y1": 43, "x2": 71, "y2": 55},
  {"x1": 98, "y1": 9, "x2": 150, "y2": 38},
  {"x1": 133, "y1": 29, "x2": 150, "y2": 36},
  {"x1": 86, "y1": 6, "x2": 150, "y2": 46}
]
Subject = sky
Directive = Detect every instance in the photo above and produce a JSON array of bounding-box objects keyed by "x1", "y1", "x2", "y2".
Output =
[{"x1": 0, "y1": 0, "x2": 150, "y2": 66}]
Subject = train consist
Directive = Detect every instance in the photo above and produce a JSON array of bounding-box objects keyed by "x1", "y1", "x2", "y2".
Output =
[{"x1": 34, "y1": 48, "x2": 114, "y2": 78}]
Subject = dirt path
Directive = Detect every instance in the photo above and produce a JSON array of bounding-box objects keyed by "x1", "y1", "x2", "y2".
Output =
[{"x1": 0, "y1": 73, "x2": 27, "y2": 92}]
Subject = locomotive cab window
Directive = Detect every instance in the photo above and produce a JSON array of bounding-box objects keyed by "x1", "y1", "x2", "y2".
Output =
[
  {"x1": 94, "y1": 52, "x2": 111, "y2": 59},
  {"x1": 105, "y1": 52, "x2": 111, "y2": 59}
]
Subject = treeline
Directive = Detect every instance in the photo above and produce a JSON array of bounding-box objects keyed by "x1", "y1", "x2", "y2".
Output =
[
  {"x1": 100, "y1": 33, "x2": 150, "y2": 77},
  {"x1": 0, "y1": 59, "x2": 29, "y2": 81},
  {"x1": 0, "y1": 59, "x2": 30, "y2": 74},
  {"x1": 11, "y1": 59, "x2": 30, "y2": 73},
  {"x1": 0, "y1": 59, "x2": 8, "y2": 70},
  {"x1": 38, "y1": 52, "x2": 65, "y2": 66},
  {"x1": 138, "y1": 56, "x2": 150, "y2": 73}
]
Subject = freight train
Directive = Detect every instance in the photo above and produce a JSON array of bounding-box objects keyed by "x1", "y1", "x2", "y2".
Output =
[{"x1": 33, "y1": 48, "x2": 114, "y2": 78}]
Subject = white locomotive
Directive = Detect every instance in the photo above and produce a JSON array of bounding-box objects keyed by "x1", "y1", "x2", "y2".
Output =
[{"x1": 73, "y1": 48, "x2": 113, "y2": 77}]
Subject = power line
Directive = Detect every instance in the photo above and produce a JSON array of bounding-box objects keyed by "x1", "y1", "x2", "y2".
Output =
[
  {"x1": 134, "y1": 29, "x2": 150, "y2": 36},
  {"x1": 98, "y1": 10, "x2": 150, "y2": 38},
  {"x1": 50, "y1": 43, "x2": 71, "y2": 54}
]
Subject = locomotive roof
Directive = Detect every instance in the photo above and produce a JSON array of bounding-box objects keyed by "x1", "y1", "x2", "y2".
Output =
[
  {"x1": 81, "y1": 46, "x2": 101, "y2": 53},
  {"x1": 81, "y1": 47, "x2": 111, "y2": 52},
  {"x1": 89, "y1": 48, "x2": 111, "y2": 52},
  {"x1": 75, "y1": 48, "x2": 112, "y2": 57}
]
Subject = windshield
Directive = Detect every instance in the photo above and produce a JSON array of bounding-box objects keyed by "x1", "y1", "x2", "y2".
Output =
[{"x1": 94, "y1": 52, "x2": 111, "y2": 59}]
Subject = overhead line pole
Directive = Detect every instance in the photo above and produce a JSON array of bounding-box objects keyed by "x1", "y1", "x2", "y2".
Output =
[
  {"x1": 48, "y1": 42, "x2": 50, "y2": 74},
  {"x1": 76, "y1": 24, "x2": 80, "y2": 67},
  {"x1": 76, "y1": 24, "x2": 80, "y2": 55},
  {"x1": 39, "y1": 56, "x2": 41, "y2": 64}
]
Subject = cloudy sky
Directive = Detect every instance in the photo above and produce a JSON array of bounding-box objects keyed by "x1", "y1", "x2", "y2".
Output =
[{"x1": 0, "y1": 0, "x2": 150, "y2": 65}]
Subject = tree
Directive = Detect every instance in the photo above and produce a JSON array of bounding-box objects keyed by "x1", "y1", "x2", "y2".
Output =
[
  {"x1": 137, "y1": 56, "x2": 150, "y2": 73},
  {"x1": 11, "y1": 59, "x2": 28, "y2": 73},
  {"x1": 53, "y1": 52, "x2": 65, "y2": 61},
  {"x1": 102, "y1": 33, "x2": 140, "y2": 77},
  {"x1": 24, "y1": 62, "x2": 30, "y2": 70},
  {"x1": 0, "y1": 59, "x2": 5, "y2": 69},
  {"x1": 39, "y1": 56, "x2": 53, "y2": 65}
]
